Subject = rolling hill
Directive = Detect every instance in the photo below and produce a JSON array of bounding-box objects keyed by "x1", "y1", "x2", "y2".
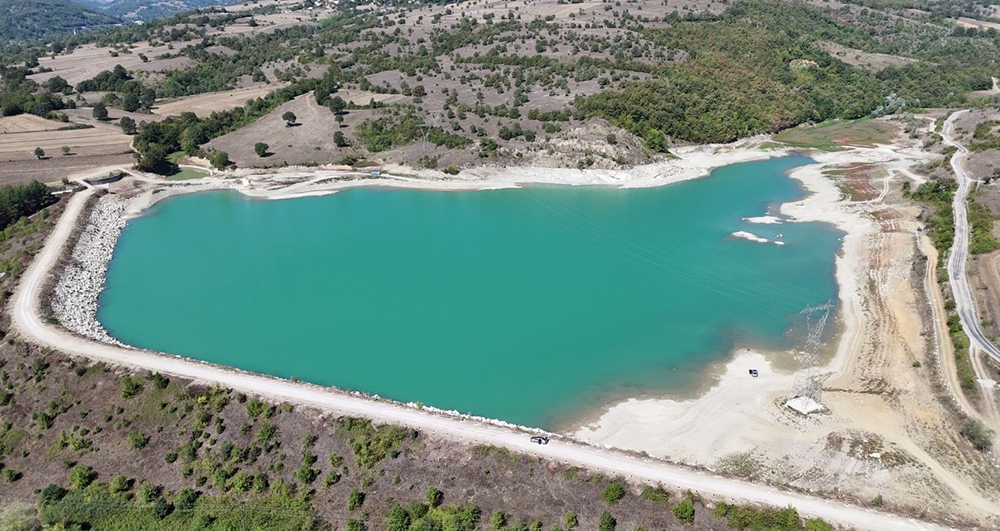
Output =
[
  {"x1": 71, "y1": 0, "x2": 239, "y2": 20},
  {"x1": 0, "y1": 0, "x2": 118, "y2": 44}
]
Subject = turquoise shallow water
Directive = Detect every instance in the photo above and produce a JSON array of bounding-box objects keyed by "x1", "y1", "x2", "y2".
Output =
[{"x1": 98, "y1": 156, "x2": 842, "y2": 428}]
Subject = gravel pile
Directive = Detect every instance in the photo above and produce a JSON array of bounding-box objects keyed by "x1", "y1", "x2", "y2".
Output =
[{"x1": 52, "y1": 195, "x2": 128, "y2": 346}]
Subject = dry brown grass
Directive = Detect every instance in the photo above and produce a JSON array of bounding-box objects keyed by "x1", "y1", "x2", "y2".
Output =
[
  {"x1": 0, "y1": 115, "x2": 70, "y2": 134},
  {"x1": 152, "y1": 85, "x2": 283, "y2": 117}
]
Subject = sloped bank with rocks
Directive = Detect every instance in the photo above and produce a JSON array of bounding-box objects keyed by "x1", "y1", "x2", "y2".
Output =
[{"x1": 50, "y1": 194, "x2": 128, "y2": 346}]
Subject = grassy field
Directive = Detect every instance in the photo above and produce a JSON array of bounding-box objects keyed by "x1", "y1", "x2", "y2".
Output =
[
  {"x1": 773, "y1": 119, "x2": 898, "y2": 151},
  {"x1": 166, "y1": 167, "x2": 210, "y2": 180}
]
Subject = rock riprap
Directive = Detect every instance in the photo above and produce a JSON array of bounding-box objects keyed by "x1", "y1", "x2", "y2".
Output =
[{"x1": 52, "y1": 195, "x2": 127, "y2": 346}]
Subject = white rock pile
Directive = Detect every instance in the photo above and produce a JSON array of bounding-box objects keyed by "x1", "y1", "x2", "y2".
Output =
[{"x1": 52, "y1": 195, "x2": 128, "y2": 345}]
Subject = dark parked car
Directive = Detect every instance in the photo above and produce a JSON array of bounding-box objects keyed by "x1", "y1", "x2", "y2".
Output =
[{"x1": 530, "y1": 435, "x2": 550, "y2": 445}]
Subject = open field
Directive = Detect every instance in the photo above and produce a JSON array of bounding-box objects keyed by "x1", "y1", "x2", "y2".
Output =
[
  {"x1": 152, "y1": 85, "x2": 282, "y2": 118},
  {"x1": 29, "y1": 42, "x2": 196, "y2": 86},
  {"x1": 818, "y1": 41, "x2": 918, "y2": 71},
  {"x1": 0, "y1": 122, "x2": 132, "y2": 185},
  {"x1": 952, "y1": 17, "x2": 1000, "y2": 31},
  {"x1": 0, "y1": 115, "x2": 73, "y2": 134},
  {"x1": 773, "y1": 119, "x2": 899, "y2": 150},
  {"x1": 0, "y1": 127, "x2": 130, "y2": 156}
]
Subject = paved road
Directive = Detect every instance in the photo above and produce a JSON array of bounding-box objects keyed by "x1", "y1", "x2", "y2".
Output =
[
  {"x1": 9, "y1": 188, "x2": 965, "y2": 531},
  {"x1": 942, "y1": 111, "x2": 1000, "y2": 366}
]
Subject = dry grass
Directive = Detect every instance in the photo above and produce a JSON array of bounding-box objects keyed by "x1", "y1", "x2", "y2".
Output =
[
  {"x1": 818, "y1": 41, "x2": 918, "y2": 71},
  {"x1": 152, "y1": 85, "x2": 283, "y2": 117},
  {"x1": 0, "y1": 127, "x2": 130, "y2": 155},
  {"x1": 0, "y1": 115, "x2": 71, "y2": 134}
]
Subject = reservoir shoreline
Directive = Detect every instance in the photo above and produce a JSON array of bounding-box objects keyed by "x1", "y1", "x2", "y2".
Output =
[{"x1": 45, "y1": 134, "x2": 931, "y2": 447}]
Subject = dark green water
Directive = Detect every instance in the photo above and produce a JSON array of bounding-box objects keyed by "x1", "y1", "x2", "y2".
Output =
[{"x1": 98, "y1": 156, "x2": 842, "y2": 428}]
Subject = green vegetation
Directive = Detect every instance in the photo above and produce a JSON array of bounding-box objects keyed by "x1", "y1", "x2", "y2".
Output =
[
  {"x1": 0, "y1": 0, "x2": 117, "y2": 45},
  {"x1": 674, "y1": 498, "x2": 695, "y2": 523},
  {"x1": 602, "y1": 482, "x2": 626, "y2": 505},
  {"x1": 0, "y1": 180, "x2": 56, "y2": 231},
  {"x1": 967, "y1": 194, "x2": 999, "y2": 255},
  {"x1": 947, "y1": 313, "x2": 978, "y2": 397},
  {"x1": 166, "y1": 167, "x2": 210, "y2": 181},
  {"x1": 714, "y1": 503, "x2": 831, "y2": 531},
  {"x1": 337, "y1": 417, "x2": 410, "y2": 469},
  {"x1": 36, "y1": 480, "x2": 320, "y2": 530},
  {"x1": 773, "y1": 119, "x2": 896, "y2": 151},
  {"x1": 911, "y1": 177, "x2": 958, "y2": 253}
]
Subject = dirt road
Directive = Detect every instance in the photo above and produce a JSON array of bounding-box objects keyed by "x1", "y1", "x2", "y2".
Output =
[{"x1": 8, "y1": 187, "x2": 960, "y2": 531}]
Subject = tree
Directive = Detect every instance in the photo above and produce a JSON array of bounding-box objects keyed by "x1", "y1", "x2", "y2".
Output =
[
  {"x1": 210, "y1": 151, "x2": 231, "y2": 170},
  {"x1": 128, "y1": 430, "x2": 148, "y2": 450},
  {"x1": 134, "y1": 143, "x2": 168, "y2": 173},
  {"x1": 120, "y1": 116, "x2": 137, "y2": 135},
  {"x1": 92, "y1": 102, "x2": 108, "y2": 121},
  {"x1": 254, "y1": 142, "x2": 269, "y2": 157},
  {"x1": 33, "y1": 147, "x2": 45, "y2": 160},
  {"x1": 335, "y1": 114, "x2": 345, "y2": 127},
  {"x1": 329, "y1": 95, "x2": 346, "y2": 114},
  {"x1": 46, "y1": 76, "x2": 69, "y2": 93},
  {"x1": 61, "y1": 146, "x2": 70, "y2": 156},
  {"x1": 282, "y1": 111, "x2": 297, "y2": 126},
  {"x1": 123, "y1": 93, "x2": 140, "y2": 113},
  {"x1": 333, "y1": 131, "x2": 349, "y2": 147},
  {"x1": 412, "y1": 85, "x2": 427, "y2": 98}
]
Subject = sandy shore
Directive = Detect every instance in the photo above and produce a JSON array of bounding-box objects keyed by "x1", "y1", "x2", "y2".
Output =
[{"x1": 572, "y1": 141, "x2": 933, "y2": 461}]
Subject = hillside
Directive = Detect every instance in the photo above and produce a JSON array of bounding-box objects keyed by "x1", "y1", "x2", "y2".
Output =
[
  {"x1": 73, "y1": 0, "x2": 240, "y2": 20},
  {"x1": 0, "y1": 0, "x2": 118, "y2": 44}
]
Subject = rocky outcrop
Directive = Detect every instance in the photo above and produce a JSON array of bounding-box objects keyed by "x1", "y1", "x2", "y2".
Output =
[{"x1": 52, "y1": 195, "x2": 127, "y2": 346}]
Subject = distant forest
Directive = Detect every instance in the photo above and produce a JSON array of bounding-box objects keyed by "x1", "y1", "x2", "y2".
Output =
[{"x1": 2, "y1": 0, "x2": 1000, "y2": 161}]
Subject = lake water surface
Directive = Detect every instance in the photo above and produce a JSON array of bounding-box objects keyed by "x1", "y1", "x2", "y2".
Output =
[{"x1": 99, "y1": 156, "x2": 842, "y2": 428}]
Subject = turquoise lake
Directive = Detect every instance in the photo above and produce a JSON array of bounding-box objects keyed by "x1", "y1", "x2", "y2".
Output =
[{"x1": 98, "y1": 156, "x2": 842, "y2": 428}]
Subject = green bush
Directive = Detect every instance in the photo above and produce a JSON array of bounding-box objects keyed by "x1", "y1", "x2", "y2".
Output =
[
  {"x1": 599, "y1": 511, "x2": 616, "y2": 531},
  {"x1": 348, "y1": 488, "x2": 365, "y2": 511},
  {"x1": 674, "y1": 499, "x2": 695, "y2": 523},
  {"x1": 602, "y1": 482, "x2": 626, "y2": 505}
]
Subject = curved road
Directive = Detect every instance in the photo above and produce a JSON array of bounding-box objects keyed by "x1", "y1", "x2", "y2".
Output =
[
  {"x1": 9, "y1": 188, "x2": 965, "y2": 531},
  {"x1": 942, "y1": 110, "x2": 1000, "y2": 366}
]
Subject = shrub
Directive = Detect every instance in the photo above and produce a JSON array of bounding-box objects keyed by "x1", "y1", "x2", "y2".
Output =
[
  {"x1": 68, "y1": 465, "x2": 94, "y2": 490},
  {"x1": 674, "y1": 499, "x2": 695, "y2": 523},
  {"x1": 603, "y1": 482, "x2": 626, "y2": 505},
  {"x1": 127, "y1": 430, "x2": 148, "y2": 450},
  {"x1": 120, "y1": 376, "x2": 143, "y2": 400},
  {"x1": 599, "y1": 512, "x2": 616, "y2": 531},
  {"x1": 348, "y1": 488, "x2": 365, "y2": 511},
  {"x1": 960, "y1": 418, "x2": 995, "y2": 451},
  {"x1": 426, "y1": 486, "x2": 444, "y2": 508},
  {"x1": 641, "y1": 485, "x2": 669, "y2": 502},
  {"x1": 564, "y1": 512, "x2": 578, "y2": 529}
]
